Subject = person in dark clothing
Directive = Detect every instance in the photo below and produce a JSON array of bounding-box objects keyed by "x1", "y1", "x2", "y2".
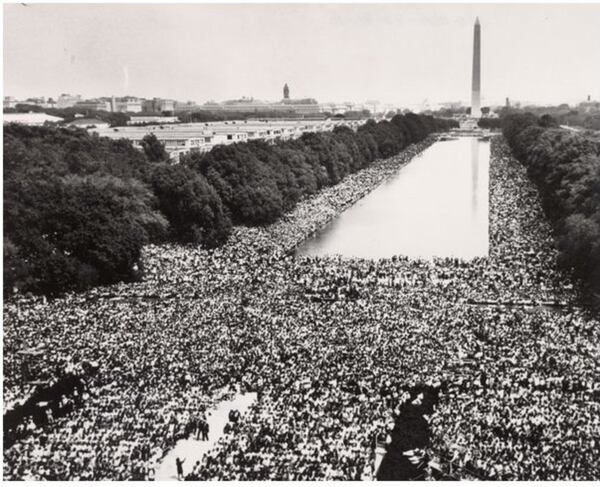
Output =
[
  {"x1": 196, "y1": 411, "x2": 206, "y2": 440},
  {"x1": 191, "y1": 414, "x2": 198, "y2": 438},
  {"x1": 479, "y1": 370, "x2": 487, "y2": 389},
  {"x1": 202, "y1": 420, "x2": 209, "y2": 441},
  {"x1": 176, "y1": 457, "x2": 185, "y2": 480}
]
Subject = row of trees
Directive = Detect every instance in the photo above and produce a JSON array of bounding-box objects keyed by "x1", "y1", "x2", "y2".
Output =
[
  {"x1": 178, "y1": 109, "x2": 372, "y2": 124},
  {"x1": 498, "y1": 104, "x2": 600, "y2": 131},
  {"x1": 4, "y1": 114, "x2": 456, "y2": 296},
  {"x1": 183, "y1": 114, "x2": 457, "y2": 225},
  {"x1": 502, "y1": 113, "x2": 600, "y2": 303}
]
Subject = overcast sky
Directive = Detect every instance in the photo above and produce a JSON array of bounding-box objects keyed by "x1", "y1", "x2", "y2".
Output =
[{"x1": 4, "y1": 3, "x2": 600, "y2": 107}]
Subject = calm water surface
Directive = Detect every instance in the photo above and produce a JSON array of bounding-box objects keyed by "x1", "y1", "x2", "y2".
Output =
[{"x1": 296, "y1": 137, "x2": 490, "y2": 259}]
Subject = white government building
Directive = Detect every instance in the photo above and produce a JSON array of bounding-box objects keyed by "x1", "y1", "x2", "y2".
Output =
[
  {"x1": 91, "y1": 119, "x2": 364, "y2": 161},
  {"x1": 3, "y1": 111, "x2": 365, "y2": 162}
]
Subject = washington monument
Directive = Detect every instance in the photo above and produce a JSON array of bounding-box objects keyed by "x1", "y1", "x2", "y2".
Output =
[{"x1": 471, "y1": 17, "x2": 481, "y2": 118}]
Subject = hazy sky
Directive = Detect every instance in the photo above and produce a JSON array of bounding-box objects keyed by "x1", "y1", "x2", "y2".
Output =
[{"x1": 4, "y1": 3, "x2": 600, "y2": 107}]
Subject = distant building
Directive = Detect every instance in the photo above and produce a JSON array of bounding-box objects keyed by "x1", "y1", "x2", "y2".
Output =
[
  {"x1": 438, "y1": 101, "x2": 465, "y2": 111},
  {"x1": 4, "y1": 96, "x2": 17, "y2": 109},
  {"x1": 7, "y1": 97, "x2": 57, "y2": 109},
  {"x1": 91, "y1": 128, "x2": 216, "y2": 162},
  {"x1": 174, "y1": 101, "x2": 203, "y2": 113},
  {"x1": 4, "y1": 112, "x2": 64, "y2": 126},
  {"x1": 283, "y1": 83, "x2": 290, "y2": 100},
  {"x1": 90, "y1": 119, "x2": 363, "y2": 163},
  {"x1": 57, "y1": 94, "x2": 82, "y2": 109},
  {"x1": 75, "y1": 99, "x2": 111, "y2": 112},
  {"x1": 320, "y1": 102, "x2": 352, "y2": 115},
  {"x1": 199, "y1": 101, "x2": 223, "y2": 111},
  {"x1": 142, "y1": 98, "x2": 176, "y2": 113},
  {"x1": 128, "y1": 115, "x2": 179, "y2": 125},
  {"x1": 578, "y1": 99, "x2": 600, "y2": 114},
  {"x1": 203, "y1": 98, "x2": 322, "y2": 116},
  {"x1": 365, "y1": 100, "x2": 381, "y2": 114},
  {"x1": 291, "y1": 104, "x2": 323, "y2": 115},
  {"x1": 23, "y1": 97, "x2": 44, "y2": 107},
  {"x1": 113, "y1": 97, "x2": 143, "y2": 113}
]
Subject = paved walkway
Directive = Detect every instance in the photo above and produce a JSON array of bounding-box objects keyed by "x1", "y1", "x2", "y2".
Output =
[{"x1": 155, "y1": 392, "x2": 258, "y2": 480}]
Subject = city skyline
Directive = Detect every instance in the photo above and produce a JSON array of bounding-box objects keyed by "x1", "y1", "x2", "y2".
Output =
[{"x1": 4, "y1": 3, "x2": 600, "y2": 108}]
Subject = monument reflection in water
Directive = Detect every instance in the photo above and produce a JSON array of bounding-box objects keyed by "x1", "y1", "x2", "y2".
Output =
[{"x1": 296, "y1": 137, "x2": 490, "y2": 260}]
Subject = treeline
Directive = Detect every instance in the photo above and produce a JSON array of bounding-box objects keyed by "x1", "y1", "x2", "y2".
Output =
[
  {"x1": 178, "y1": 108, "x2": 371, "y2": 124},
  {"x1": 4, "y1": 114, "x2": 456, "y2": 296},
  {"x1": 502, "y1": 113, "x2": 600, "y2": 302},
  {"x1": 179, "y1": 110, "x2": 304, "y2": 123},
  {"x1": 499, "y1": 104, "x2": 600, "y2": 131}
]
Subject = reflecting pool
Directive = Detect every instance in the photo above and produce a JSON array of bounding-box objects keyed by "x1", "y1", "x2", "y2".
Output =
[{"x1": 295, "y1": 137, "x2": 490, "y2": 259}]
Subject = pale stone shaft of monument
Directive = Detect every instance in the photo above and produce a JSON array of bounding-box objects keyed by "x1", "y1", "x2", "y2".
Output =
[{"x1": 471, "y1": 17, "x2": 481, "y2": 118}]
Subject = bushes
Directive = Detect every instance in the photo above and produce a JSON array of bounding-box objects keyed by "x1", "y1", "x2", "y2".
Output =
[{"x1": 502, "y1": 114, "x2": 600, "y2": 300}]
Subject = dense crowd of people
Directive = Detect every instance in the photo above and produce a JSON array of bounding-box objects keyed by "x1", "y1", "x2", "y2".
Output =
[
  {"x1": 502, "y1": 113, "x2": 600, "y2": 303},
  {"x1": 3, "y1": 136, "x2": 599, "y2": 480}
]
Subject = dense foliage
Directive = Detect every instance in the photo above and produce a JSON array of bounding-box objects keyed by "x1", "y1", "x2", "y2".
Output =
[
  {"x1": 497, "y1": 103, "x2": 600, "y2": 131},
  {"x1": 141, "y1": 133, "x2": 168, "y2": 162},
  {"x1": 149, "y1": 164, "x2": 231, "y2": 247},
  {"x1": 180, "y1": 109, "x2": 302, "y2": 123},
  {"x1": 477, "y1": 118, "x2": 503, "y2": 130},
  {"x1": 502, "y1": 113, "x2": 600, "y2": 301},
  {"x1": 178, "y1": 109, "x2": 371, "y2": 123},
  {"x1": 184, "y1": 114, "x2": 458, "y2": 225},
  {"x1": 3, "y1": 172, "x2": 164, "y2": 295},
  {"x1": 4, "y1": 113, "x2": 455, "y2": 296},
  {"x1": 4, "y1": 125, "x2": 223, "y2": 295}
]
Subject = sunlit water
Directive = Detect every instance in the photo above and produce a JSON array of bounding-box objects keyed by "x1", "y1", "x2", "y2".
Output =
[{"x1": 296, "y1": 137, "x2": 490, "y2": 259}]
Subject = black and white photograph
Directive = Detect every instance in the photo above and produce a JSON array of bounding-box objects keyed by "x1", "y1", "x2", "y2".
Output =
[{"x1": 2, "y1": 1, "x2": 600, "y2": 482}]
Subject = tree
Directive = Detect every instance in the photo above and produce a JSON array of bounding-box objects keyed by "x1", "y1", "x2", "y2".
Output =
[
  {"x1": 4, "y1": 175, "x2": 166, "y2": 295},
  {"x1": 150, "y1": 163, "x2": 231, "y2": 247},
  {"x1": 3, "y1": 125, "x2": 167, "y2": 296},
  {"x1": 539, "y1": 114, "x2": 558, "y2": 128},
  {"x1": 106, "y1": 112, "x2": 130, "y2": 127},
  {"x1": 141, "y1": 134, "x2": 168, "y2": 162}
]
